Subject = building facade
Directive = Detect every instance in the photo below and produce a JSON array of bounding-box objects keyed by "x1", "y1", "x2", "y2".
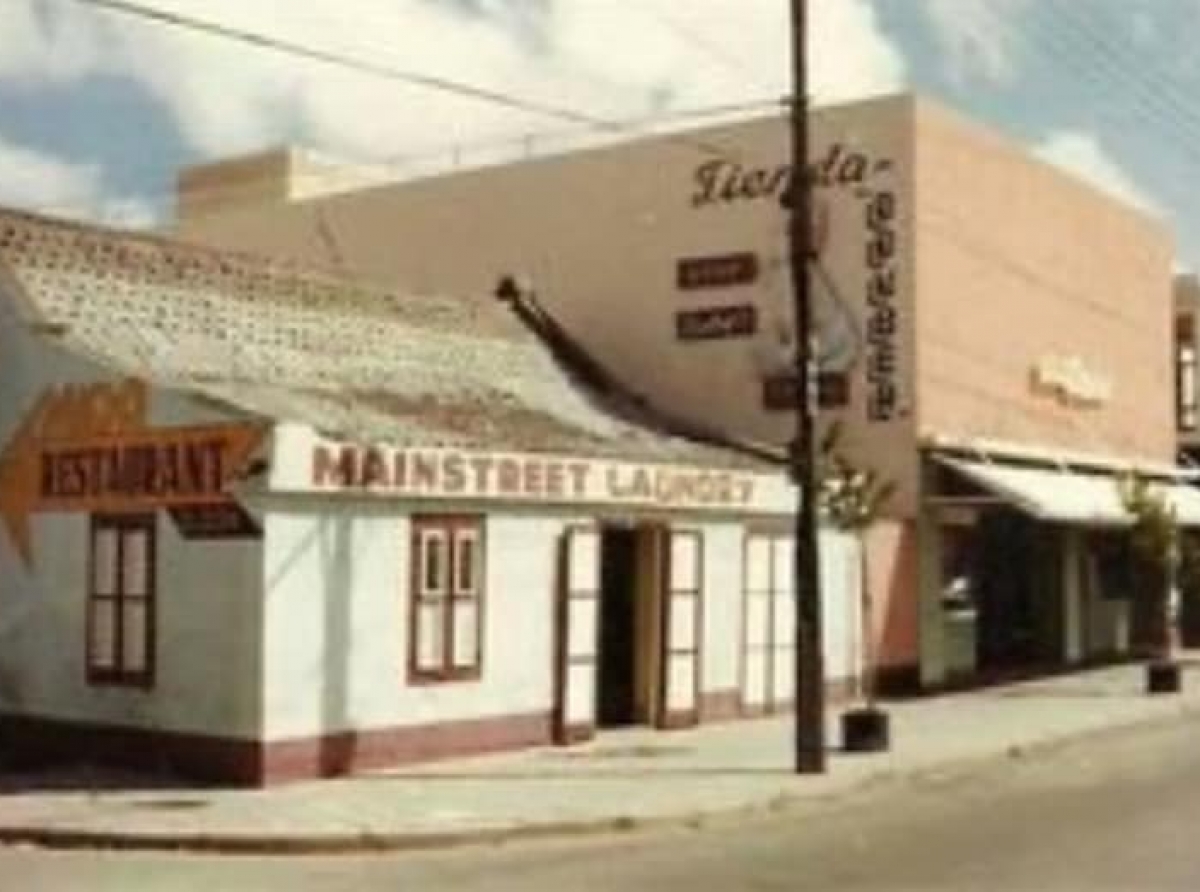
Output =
[
  {"x1": 174, "y1": 93, "x2": 1194, "y2": 691},
  {"x1": 0, "y1": 209, "x2": 869, "y2": 784}
]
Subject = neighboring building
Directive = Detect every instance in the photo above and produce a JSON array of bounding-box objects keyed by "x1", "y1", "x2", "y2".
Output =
[
  {"x1": 0, "y1": 208, "x2": 869, "y2": 784},
  {"x1": 174, "y1": 92, "x2": 1198, "y2": 692}
]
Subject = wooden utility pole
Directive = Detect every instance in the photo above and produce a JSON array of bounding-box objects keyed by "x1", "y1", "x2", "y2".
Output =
[{"x1": 789, "y1": 0, "x2": 826, "y2": 774}]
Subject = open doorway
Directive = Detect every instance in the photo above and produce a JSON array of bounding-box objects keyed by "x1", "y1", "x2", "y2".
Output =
[{"x1": 597, "y1": 525, "x2": 663, "y2": 728}]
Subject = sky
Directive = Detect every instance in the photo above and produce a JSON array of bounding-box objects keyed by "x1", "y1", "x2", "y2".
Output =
[{"x1": 0, "y1": 0, "x2": 1198, "y2": 268}]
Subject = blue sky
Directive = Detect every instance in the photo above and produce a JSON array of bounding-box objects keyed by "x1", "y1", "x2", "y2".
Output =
[{"x1": 0, "y1": 0, "x2": 1197, "y2": 268}]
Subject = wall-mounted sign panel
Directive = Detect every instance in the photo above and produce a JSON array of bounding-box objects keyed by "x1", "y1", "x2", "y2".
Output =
[
  {"x1": 762, "y1": 371, "x2": 851, "y2": 411},
  {"x1": 676, "y1": 305, "x2": 758, "y2": 341},
  {"x1": 675, "y1": 252, "x2": 759, "y2": 291},
  {"x1": 0, "y1": 377, "x2": 265, "y2": 566},
  {"x1": 1029, "y1": 354, "x2": 1113, "y2": 408},
  {"x1": 269, "y1": 425, "x2": 796, "y2": 516},
  {"x1": 168, "y1": 502, "x2": 261, "y2": 540}
]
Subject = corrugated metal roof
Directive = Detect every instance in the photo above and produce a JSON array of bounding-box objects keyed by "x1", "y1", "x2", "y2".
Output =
[{"x1": 0, "y1": 208, "x2": 771, "y2": 470}]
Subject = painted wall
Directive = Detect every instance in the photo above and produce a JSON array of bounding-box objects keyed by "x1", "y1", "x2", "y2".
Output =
[
  {"x1": 259, "y1": 503, "x2": 564, "y2": 740},
  {"x1": 258, "y1": 500, "x2": 857, "y2": 741},
  {"x1": 864, "y1": 519, "x2": 919, "y2": 673},
  {"x1": 0, "y1": 288, "x2": 263, "y2": 737},
  {"x1": 176, "y1": 96, "x2": 918, "y2": 514},
  {"x1": 911, "y1": 100, "x2": 1176, "y2": 466}
]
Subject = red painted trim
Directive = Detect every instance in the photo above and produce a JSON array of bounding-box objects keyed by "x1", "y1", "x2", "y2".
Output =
[
  {"x1": 259, "y1": 712, "x2": 551, "y2": 784},
  {"x1": 557, "y1": 723, "x2": 595, "y2": 746},
  {"x1": 0, "y1": 713, "x2": 260, "y2": 785},
  {"x1": 0, "y1": 710, "x2": 554, "y2": 786},
  {"x1": 699, "y1": 689, "x2": 741, "y2": 722}
]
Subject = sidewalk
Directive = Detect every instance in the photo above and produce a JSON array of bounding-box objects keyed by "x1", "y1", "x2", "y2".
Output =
[{"x1": 2, "y1": 661, "x2": 1200, "y2": 855}]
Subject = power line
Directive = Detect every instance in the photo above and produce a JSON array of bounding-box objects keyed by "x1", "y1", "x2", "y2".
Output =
[
  {"x1": 641, "y1": 3, "x2": 773, "y2": 89},
  {"x1": 9, "y1": 92, "x2": 787, "y2": 226},
  {"x1": 989, "y1": 2, "x2": 1200, "y2": 189},
  {"x1": 66, "y1": 0, "x2": 751, "y2": 161}
]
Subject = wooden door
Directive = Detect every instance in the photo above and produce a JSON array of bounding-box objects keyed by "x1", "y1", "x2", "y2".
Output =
[
  {"x1": 659, "y1": 529, "x2": 702, "y2": 728},
  {"x1": 553, "y1": 526, "x2": 600, "y2": 744}
]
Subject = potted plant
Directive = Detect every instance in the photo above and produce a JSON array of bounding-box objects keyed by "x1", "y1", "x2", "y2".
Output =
[
  {"x1": 1117, "y1": 473, "x2": 1182, "y2": 694},
  {"x1": 818, "y1": 422, "x2": 896, "y2": 751}
]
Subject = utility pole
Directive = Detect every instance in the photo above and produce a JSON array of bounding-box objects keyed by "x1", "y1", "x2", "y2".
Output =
[{"x1": 789, "y1": 0, "x2": 826, "y2": 774}]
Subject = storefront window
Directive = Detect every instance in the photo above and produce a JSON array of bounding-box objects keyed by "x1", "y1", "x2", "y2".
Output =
[
  {"x1": 1177, "y1": 314, "x2": 1197, "y2": 431},
  {"x1": 940, "y1": 522, "x2": 978, "y2": 614},
  {"x1": 410, "y1": 516, "x2": 484, "y2": 682},
  {"x1": 1090, "y1": 533, "x2": 1134, "y2": 601},
  {"x1": 87, "y1": 514, "x2": 156, "y2": 688}
]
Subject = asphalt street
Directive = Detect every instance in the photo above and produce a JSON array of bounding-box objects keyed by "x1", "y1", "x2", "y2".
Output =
[{"x1": 3, "y1": 714, "x2": 1200, "y2": 892}]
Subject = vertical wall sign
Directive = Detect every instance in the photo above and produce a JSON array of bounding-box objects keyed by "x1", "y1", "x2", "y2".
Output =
[{"x1": 864, "y1": 189, "x2": 899, "y2": 422}]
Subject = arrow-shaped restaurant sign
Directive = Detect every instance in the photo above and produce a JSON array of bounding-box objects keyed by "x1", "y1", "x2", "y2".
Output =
[{"x1": 0, "y1": 379, "x2": 264, "y2": 566}]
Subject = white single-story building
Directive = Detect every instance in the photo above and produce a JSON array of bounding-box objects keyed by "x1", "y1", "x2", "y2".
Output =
[{"x1": 0, "y1": 209, "x2": 864, "y2": 784}]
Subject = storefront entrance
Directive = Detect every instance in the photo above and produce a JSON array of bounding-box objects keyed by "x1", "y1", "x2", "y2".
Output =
[
  {"x1": 972, "y1": 510, "x2": 1063, "y2": 672},
  {"x1": 552, "y1": 523, "x2": 702, "y2": 743},
  {"x1": 597, "y1": 526, "x2": 652, "y2": 727},
  {"x1": 937, "y1": 506, "x2": 1066, "y2": 679}
]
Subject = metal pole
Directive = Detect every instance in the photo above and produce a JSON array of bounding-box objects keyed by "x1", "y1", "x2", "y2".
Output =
[{"x1": 789, "y1": 0, "x2": 825, "y2": 773}]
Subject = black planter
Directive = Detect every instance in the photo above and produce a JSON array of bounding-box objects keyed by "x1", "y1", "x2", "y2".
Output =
[
  {"x1": 1146, "y1": 660, "x2": 1182, "y2": 695},
  {"x1": 841, "y1": 706, "x2": 891, "y2": 753}
]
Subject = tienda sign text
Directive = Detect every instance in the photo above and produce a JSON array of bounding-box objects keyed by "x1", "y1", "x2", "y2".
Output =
[{"x1": 310, "y1": 444, "x2": 761, "y2": 511}]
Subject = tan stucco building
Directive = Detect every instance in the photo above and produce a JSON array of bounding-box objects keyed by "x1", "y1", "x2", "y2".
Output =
[{"x1": 173, "y1": 93, "x2": 1195, "y2": 692}]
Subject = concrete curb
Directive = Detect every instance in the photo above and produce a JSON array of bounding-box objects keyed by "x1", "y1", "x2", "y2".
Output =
[{"x1": 2, "y1": 703, "x2": 1198, "y2": 857}]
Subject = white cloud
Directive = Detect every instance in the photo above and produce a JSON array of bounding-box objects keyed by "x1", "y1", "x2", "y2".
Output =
[
  {"x1": 1034, "y1": 130, "x2": 1162, "y2": 216},
  {"x1": 0, "y1": 133, "x2": 159, "y2": 227},
  {"x1": 921, "y1": 0, "x2": 1035, "y2": 86},
  {"x1": 0, "y1": 135, "x2": 101, "y2": 211},
  {"x1": 0, "y1": 0, "x2": 908, "y2": 172}
]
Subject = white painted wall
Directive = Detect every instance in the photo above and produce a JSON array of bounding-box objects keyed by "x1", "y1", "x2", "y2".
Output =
[
  {"x1": 0, "y1": 289, "x2": 263, "y2": 737},
  {"x1": 260, "y1": 503, "x2": 565, "y2": 740},
  {"x1": 0, "y1": 512, "x2": 262, "y2": 736}
]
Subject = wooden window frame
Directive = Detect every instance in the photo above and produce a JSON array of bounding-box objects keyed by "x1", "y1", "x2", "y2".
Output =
[
  {"x1": 408, "y1": 515, "x2": 485, "y2": 684},
  {"x1": 86, "y1": 513, "x2": 157, "y2": 689}
]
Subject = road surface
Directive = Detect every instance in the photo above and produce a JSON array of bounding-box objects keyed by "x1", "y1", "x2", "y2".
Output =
[{"x1": 2, "y1": 714, "x2": 1199, "y2": 891}]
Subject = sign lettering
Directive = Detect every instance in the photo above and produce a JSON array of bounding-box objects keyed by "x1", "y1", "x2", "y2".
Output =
[
  {"x1": 1031, "y1": 355, "x2": 1112, "y2": 408},
  {"x1": 864, "y1": 190, "x2": 900, "y2": 422},
  {"x1": 168, "y1": 502, "x2": 261, "y2": 540},
  {"x1": 690, "y1": 142, "x2": 874, "y2": 210},
  {"x1": 310, "y1": 444, "x2": 760, "y2": 511},
  {"x1": 676, "y1": 305, "x2": 758, "y2": 341},
  {"x1": 0, "y1": 378, "x2": 264, "y2": 565},
  {"x1": 676, "y1": 252, "x2": 759, "y2": 290}
]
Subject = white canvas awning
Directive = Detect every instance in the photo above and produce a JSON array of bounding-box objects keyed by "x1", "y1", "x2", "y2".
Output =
[{"x1": 933, "y1": 455, "x2": 1200, "y2": 527}]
